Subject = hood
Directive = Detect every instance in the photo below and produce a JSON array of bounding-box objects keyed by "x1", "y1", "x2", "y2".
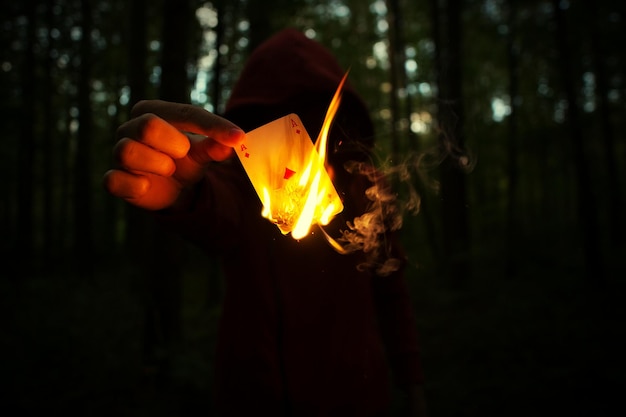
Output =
[{"x1": 223, "y1": 28, "x2": 374, "y2": 150}]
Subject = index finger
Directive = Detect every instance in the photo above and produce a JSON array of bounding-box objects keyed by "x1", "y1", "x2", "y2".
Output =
[{"x1": 131, "y1": 100, "x2": 244, "y2": 148}]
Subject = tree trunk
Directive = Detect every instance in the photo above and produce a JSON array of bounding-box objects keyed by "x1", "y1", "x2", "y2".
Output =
[
  {"x1": 74, "y1": 0, "x2": 94, "y2": 274},
  {"x1": 431, "y1": 0, "x2": 471, "y2": 285},
  {"x1": 161, "y1": 0, "x2": 191, "y2": 103},
  {"x1": 553, "y1": 0, "x2": 604, "y2": 285},
  {"x1": 505, "y1": 0, "x2": 520, "y2": 278},
  {"x1": 246, "y1": 0, "x2": 275, "y2": 53},
  {"x1": 16, "y1": 1, "x2": 36, "y2": 265},
  {"x1": 42, "y1": 0, "x2": 56, "y2": 263},
  {"x1": 386, "y1": 0, "x2": 402, "y2": 163},
  {"x1": 211, "y1": 0, "x2": 225, "y2": 114},
  {"x1": 591, "y1": 6, "x2": 623, "y2": 249}
]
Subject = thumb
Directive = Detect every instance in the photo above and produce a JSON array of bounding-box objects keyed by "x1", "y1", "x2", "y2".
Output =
[
  {"x1": 187, "y1": 128, "x2": 245, "y2": 165},
  {"x1": 172, "y1": 130, "x2": 245, "y2": 186}
]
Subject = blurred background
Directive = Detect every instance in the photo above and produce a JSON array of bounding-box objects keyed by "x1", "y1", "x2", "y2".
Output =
[{"x1": 1, "y1": 0, "x2": 624, "y2": 415}]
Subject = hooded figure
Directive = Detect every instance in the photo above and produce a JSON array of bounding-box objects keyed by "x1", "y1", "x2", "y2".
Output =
[
  {"x1": 217, "y1": 28, "x2": 424, "y2": 417},
  {"x1": 107, "y1": 28, "x2": 425, "y2": 417}
]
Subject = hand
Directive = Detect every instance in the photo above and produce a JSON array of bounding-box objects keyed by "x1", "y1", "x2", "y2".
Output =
[{"x1": 103, "y1": 100, "x2": 245, "y2": 210}]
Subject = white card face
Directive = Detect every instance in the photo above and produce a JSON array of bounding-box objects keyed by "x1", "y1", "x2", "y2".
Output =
[
  {"x1": 234, "y1": 113, "x2": 343, "y2": 236},
  {"x1": 235, "y1": 114, "x2": 310, "y2": 198}
]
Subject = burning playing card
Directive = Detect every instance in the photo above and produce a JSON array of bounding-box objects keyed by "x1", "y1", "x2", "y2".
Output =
[{"x1": 235, "y1": 113, "x2": 344, "y2": 239}]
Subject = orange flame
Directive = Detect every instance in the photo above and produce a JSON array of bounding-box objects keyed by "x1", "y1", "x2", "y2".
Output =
[{"x1": 262, "y1": 72, "x2": 349, "y2": 239}]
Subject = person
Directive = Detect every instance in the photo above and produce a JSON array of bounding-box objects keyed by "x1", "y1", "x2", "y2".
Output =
[{"x1": 104, "y1": 28, "x2": 427, "y2": 417}]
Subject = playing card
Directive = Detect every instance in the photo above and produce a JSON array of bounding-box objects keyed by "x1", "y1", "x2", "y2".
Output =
[{"x1": 235, "y1": 113, "x2": 343, "y2": 236}]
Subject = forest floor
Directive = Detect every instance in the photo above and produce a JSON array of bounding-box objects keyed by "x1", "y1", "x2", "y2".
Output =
[{"x1": 2, "y1": 244, "x2": 624, "y2": 417}]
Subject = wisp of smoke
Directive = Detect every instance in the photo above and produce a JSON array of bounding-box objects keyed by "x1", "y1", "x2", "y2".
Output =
[
  {"x1": 331, "y1": 153, "x2": 433, "y2": 277},
  {"x1": 325, "y1": 114, "x2": 474, "y2": 276}
]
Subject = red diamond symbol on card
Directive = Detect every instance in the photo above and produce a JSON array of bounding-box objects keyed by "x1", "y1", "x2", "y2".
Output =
[
  {"x1": 296, "y1": 129, "x2": 300, "y2": 134},
  {"x1": 284, "y1": 167, "x2": 296, "y2": 179},
  {"x1": 245, "y1": 153, "x2": 250, "y2": 158}
]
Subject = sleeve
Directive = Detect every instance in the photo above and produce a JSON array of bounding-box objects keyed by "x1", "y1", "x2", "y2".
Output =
[{"x1": 153, "y1": 162, "x2": 246, "y2": 253}]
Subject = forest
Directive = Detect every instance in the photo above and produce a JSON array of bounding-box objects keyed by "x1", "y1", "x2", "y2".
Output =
[{"x1": 1, "y1": 0, "x2": 624, "y2": 415}]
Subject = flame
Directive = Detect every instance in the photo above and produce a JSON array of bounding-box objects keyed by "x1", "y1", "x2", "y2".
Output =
[{"x1": 262, "y1": 72, "x2": 349, "y2": 239}]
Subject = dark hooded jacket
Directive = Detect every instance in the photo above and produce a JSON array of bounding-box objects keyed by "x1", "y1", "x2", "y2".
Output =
[{"x1": 161, "y1": 28, "x2": 423, "y2": 417}]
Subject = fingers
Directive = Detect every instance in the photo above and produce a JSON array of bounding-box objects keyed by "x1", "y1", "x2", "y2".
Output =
[
  {"x1": 103, "y1": 169, "x2": 150, "y2": 200},
  {"x1": 107, "y1": 100, "x2": 246, "y2": 210},
  {"x1": 117, "y1": 114, "x2": 190, "y2": 159},
  {"x1": 131, "y1": 100, "x2": 245, "y2": 149},
  {"x1": 103, "y1": 169, "x2": 182, "y2": 211},
  {"x1": 113, "y1": 138, "x2": 176, "y2": 176}
]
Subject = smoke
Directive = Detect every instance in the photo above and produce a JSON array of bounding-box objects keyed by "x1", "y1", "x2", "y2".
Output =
[
  {"x1": 320, "y1": 107, "x2": 475, "y2": 276},
  {"x1": 326, "y1": 152, "x2": 429, "y2": 276},
  {"x1": 327, "y1": 131, "x2": 475, "y2": 276}
]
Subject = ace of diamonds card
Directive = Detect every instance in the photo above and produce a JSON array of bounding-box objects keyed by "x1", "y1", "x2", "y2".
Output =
[{"x1": 234, "y1": 113, "x2": 343, "y2": 234}]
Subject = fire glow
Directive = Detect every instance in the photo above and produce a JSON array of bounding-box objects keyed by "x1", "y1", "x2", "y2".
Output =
[{"x1": 236, "y1": 73, "x2": 348, "y2": 239}]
